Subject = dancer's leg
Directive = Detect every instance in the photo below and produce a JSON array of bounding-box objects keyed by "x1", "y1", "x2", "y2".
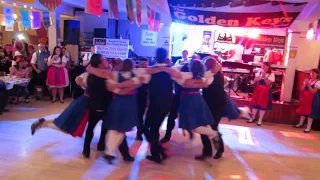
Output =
[
  {"x1": 257, "y1": 110, "x2": 265, "y2": 125},
  {"x1": 305, "y1": 117, "x2": 313, "y2": 132}
]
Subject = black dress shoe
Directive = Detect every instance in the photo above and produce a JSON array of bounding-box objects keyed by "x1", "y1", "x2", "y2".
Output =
[
  {"x1": 294, "y1": 124, "x2": 303, "y2": 128},
  {"x1": 212, "y1": 136, "x2": 221, "y2": 150},
  {"x1": 31, "y1": 118, "x2": 45, "y2": 135},
  {"x1": 97, "y1": 144, "x2": 105, "y2": 151},
  {"x1": 194, "y1": 154, "x2": 212, "y2": 161},
  {"x1": 103, "y1": 154, "x2": 116, "y2": 164},
  {"x1": 146, "y1": 155, "x2": 162, "y2": 164},
  {"x1": 123, "y1": 156, "x2": 135, "y2": 162},
  {"x1": 214, "y1": 152, "x2": 223, "y2": 159},
  {"x1": 136, "y1": 134, "x2": 143, "y2": 141},
  {"x1": 82, "y1": 147, "x2": 90, "y2": 158}
]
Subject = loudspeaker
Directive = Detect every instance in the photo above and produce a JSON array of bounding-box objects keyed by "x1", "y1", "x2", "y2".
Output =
[
  {"x1": 64, "y1": 20, "x2": 80, "y2": 45},
  {"x1": 94, "y1": 28, "x2": 106, "y2": 38}
]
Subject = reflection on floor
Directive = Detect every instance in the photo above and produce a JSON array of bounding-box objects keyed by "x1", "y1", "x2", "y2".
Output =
[{"x1": 0, "y1": 99, "x2": 319, "y2": 180}]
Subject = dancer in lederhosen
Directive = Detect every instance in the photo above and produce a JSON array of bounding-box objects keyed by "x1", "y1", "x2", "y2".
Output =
[
  {"x1": 136, "y1": 57, "x2": 149, "y2": 141},
  {"x1": 295, "y1": 69, "x2": 320, "y2": 133},
  {"x1": 248, "y1": 62, "x2": 275, "y2": 126}
]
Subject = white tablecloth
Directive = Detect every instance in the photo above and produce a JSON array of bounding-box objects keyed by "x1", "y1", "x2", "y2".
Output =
[{"x1": 0, "y1": 77, "x2": 30, "y2": 90}]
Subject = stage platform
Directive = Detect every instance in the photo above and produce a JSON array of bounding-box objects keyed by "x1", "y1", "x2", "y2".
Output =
[{"x1": 233, "y1": 97, "x2": 300, "y2": 125}]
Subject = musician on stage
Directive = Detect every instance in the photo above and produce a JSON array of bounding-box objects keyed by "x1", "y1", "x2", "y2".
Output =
[
  {"x1": 248, "y1": 62, "x2": 275, "y2": 126},
  {"x1": 175, "y1": 50, "x2": 189, "y2": 65}
]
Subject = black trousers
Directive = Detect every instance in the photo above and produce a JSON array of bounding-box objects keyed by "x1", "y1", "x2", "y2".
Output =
[
  {"x1": 0, "y1": 88, "x2": 9, "y2": 113},
  {"x1": 84, "y1": 108, "x2": 131, "y2": 157},
  {"x1": 200, "y1": 104, "x2": 225, "y2": 155},
  {"x1": 144, "y1": 104, "x2": 170, "y2": 156},
  {"x1": 166, "y1": 94, "x2": 180, "y2": 134},
  {"x1": 137, "y1": 94, "x2": 147, "y2": 135}
]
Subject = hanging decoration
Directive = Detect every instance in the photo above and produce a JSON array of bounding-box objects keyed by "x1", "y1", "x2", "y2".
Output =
[
  {"x1": 126, "y1": 0, "x2": 135, "y2": 23},
  {"x1": 20, "y1": 9, "x2": 31, "y2": 29},
  {"x1": 154, "y1": 12, "x2": 161, "y2": 32},
  {"x1": 108, "y1": 0, "x2": 119, "y2": 19},
  {"x1": 13, "y1": 0, "x2": 36, "y2": 3},
  {"x1": 39, "y1": 0, "x2": 63, "y2": 11},
  {"x1": 42, "y1": 12, "x2": 51, "y2": 28},
  {"x1": 31, "y1": 11, "x2": 41, "y2": 29},
  {"x1": 3, "y1": 6, "x2": 15, "y2": 31},
  {"x1": 147, "y1": 6, "x2": 155, "y2": 31},
  {"x1": 85, "y1": 0, "x2": 102, "y2": 16},
  {"x1": 136, "y1": 0, "x2": 142, "y2": 27}
]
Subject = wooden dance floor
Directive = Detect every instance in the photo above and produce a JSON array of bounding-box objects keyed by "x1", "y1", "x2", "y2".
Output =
[{"x1": 0, "y1": 99, "x2": 320, "y2": 180}]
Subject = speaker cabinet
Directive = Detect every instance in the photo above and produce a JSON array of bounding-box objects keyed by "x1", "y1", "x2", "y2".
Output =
[
  {"x1": 94, "y1": 28, "x2": 107, "y2": 38},
  {"x1": 64, "y1": 20, "x2": 80, "y2": 45}
]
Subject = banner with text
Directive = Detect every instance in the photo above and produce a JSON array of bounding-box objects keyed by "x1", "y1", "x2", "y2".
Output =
[
  {"x1": 95, "y1": 39, "x2": 129, "y2": 59},
  {"x1": 141, "y1": 29, "x2": 157, "y2": 46},
  {"x1": 168, "y1": 6, "x2": 300, "y2": 28}
]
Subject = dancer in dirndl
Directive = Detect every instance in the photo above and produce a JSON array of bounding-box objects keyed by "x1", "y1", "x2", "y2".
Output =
[
  {"x1": 295, "y1": 69, "x2": 320, "y2": 133},
  {"x1": 31, "y1": 72, "x2": 90, "y2": 137},
  {"x1": 248, "y1": 62, "x2": 275, "y2": 126},
  {"x1": 165, "y1": 60, "x2": 220, "y2": 152},
  {"x1": 46, "y1": 46, "x2": 69, "y2": 103}
]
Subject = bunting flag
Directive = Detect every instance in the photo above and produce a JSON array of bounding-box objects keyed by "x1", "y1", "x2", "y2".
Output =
[
  {"x1": 3, "y1": 6, "x2": 14, "y2": 30},
  {"x1": 31, "y1": 11, "x2": 41, "y2": 29},
  {"x1": 108, "y1": 0, "x2": 119, "y2": 19},
  {"x1": 85, "y1": 0, "x2": 102, "y2": 16},
  {"x1": 14, "y1": 0, "x2": 36, "y2": 3},
  {"x1": 154, "y1": 12, "x2": 161, "y2": 32},
  {"x1": 147, "y1": 6, "x2": 155, "y2": 31},
  {"x1": 20, "y1": 9, "x2": 31, "y2": 29},
  {"x1": 136, "y1": 0, "x2": 142, "y2": 27},
  {"x1": 42, "y1": 12, "x2": 51, "y2": 28},
  {"x1": 39, "y1": 0, "x2": 63, "y2": 11},
  {"x1": 126, "y1": 0, "x2": 135, "y2": 23}
]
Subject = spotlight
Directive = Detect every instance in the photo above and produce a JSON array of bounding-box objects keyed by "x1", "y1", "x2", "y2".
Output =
[
  {"x1": 17, "y1": 34, "x2": 25, "y2": 40},
  {"x1": 13, "y1": 14, "x2": 17, "y2": 19},
  {"x1": 306, "y1": 23, "x2": 314, "y2": 40},
  {"x1": 247, "y1": 28, "x2": 260, "y2": 39}
]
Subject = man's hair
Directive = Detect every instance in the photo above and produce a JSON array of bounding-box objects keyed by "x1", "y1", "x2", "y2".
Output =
[
  {"x1": 122, "y1": 59, "x2": 134, "y2": 72},
  {"x1": 90, "y1": 54, "x2": 102, "y2": 68},
  {"x1": 140, "y1": 57, "x2": 148, "y2": 62},
  {"x1": 155, "y1": 48, "x2": 167, "y2": 63}
]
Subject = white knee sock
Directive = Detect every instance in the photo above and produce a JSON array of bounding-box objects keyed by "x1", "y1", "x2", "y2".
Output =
[
  {"x1": 193, "y1": 126, "x2": 218, "y2": 138},
  {"x1": 257, "y1": 110, "x2": 265, "y2": 124},
  {"x1": 306, "y1": 117, "x2": 313, "y2": 130},
  {"x1": 250, "y1": 108, "x2": 258, "y2": 121},
  {"x1": 297, "y1": 116, "x2": 306, "y2": 126}
]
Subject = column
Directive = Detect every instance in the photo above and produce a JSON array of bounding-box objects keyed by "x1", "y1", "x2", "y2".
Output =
[
  {"x1": 48, "y1": 11, "x2": 60, "y2": 52},
  {"x1": 280, "y1": 32, "x2": 299, "y2": 102}
]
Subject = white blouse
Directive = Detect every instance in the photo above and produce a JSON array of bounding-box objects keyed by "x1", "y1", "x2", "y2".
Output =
[
  {"x1": 48, "y1": 55, "x2": 68, "y2": 64},
  {"x1": 255, "y1": 69, "x2": 275, "y2": 83},
  {"x1": 171, "y1": 65, "x2": 214, "y2": 86}
]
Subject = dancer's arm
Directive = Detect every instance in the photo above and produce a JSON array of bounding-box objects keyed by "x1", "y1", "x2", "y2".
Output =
[
  {"x1": 86, "y1": 65, "x2": 114, "y2": 79},
  {"x1": 75, "y1": 74, "x2": 87, "y2": 89}
]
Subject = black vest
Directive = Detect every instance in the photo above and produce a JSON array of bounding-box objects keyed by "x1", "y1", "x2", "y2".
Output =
[
  {"x1": 87, "y1": 74, "x2": 113, "y2": 110},
  {"x1": 148, "y1": 71, "x2": 173, "y2": 107},
  {"x1": 202, "y1": 71, "x2": 226, "y2": 107}
]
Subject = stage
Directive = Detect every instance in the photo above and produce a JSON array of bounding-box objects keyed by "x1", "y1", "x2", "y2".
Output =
[{"x1": 1, "y1": 99, "x2": 320, "y2": 180}]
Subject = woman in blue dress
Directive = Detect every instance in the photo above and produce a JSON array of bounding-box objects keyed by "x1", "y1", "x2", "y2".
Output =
[
  {"x1": 248, "y1": 62, "x2": 275, "y2": 126},
  {"x1": 295, "y1": 68, "x2": 320, "y2": 133},
  {"x1": 164, "y1": 60, "x2": 221, "y2": 151}
]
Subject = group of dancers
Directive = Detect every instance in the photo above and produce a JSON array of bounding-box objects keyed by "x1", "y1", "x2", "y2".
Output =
[{"x1": 29, "y1": 47, "x2": 319, "y2": 165}]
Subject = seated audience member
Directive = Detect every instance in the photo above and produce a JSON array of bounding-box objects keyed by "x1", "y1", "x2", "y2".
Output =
[{"x1": 10, "y1": 57, "x2": 30, "y2": 103}]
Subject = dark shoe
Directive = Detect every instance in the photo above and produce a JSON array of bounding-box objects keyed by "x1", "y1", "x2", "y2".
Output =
[
  {"x1": 136, "y1": 134, "x2": 143, "y2": 141},
  {"x1": 51, "y1": 100, "x2": 56, "y2": 103},
  {"x1": 195, "y1": 154, "x2": 212, "y2": 161},
  {"x1": 146, "y1": 155, "x2": 162, "y2": 164},
  {"x1": 3, "y1": 109, "x2": 9, "y2": 112},
  {"x1": 103, "y1": 154, "x2": 116, "y2": 164},
  {"x1": 304, "y1": 129, "x2": 311, "y2": 133},
  {"x1": 60, "y1": 101, "x2": 64, "y2": 104},
  {"x1": 257, "y1": 122, "x2": 262, "y2": 126},
  {"x1": 82, "y1": 150, "x2": 90, "y2": 158},
  {"x1": 31, "y1": 118, "x2": 45, "y2": 135},
  {"x1": 36, "y1": 96, "x2": 40, "y2": 101},
  {"x1": 97, "y1": 144, "x2": 105, "y2": 151},
  {"x1": 213, "y1": 151, "x2": 223, "y2": 159},
  {"x1": 294, "y1": 124, "x2": 303, "y2": 128},
  {"x1": 123, "y1": 156, "x2": 135, "y2": 162},
  {"x1": 159, "y1": 136, "x2": 170, "y2": 144}
]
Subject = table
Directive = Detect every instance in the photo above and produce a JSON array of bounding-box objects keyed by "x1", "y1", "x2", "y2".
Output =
[{"x1": 0, "y1": 76, "x2": 30, "y2": 90}]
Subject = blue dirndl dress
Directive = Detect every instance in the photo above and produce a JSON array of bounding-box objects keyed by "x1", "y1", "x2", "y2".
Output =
[
  {"x1": 103, "y1": 72, "x2": 138, "y2": 132},
  {"x1": 297, "y1": 81, "x2": 320, "y2": 119},
  {"x1": 178, "y1": 88, "x2": 215, "y2": 130},
  {"x1": 223, "y1": 92, "x2": 240, "y2": 120},
  {"x1": 53, "y1": 91, "x2": 90, "y2": 137},
  {"x1": 251, "y1": 79, "x2": 273, "y2": 110}
]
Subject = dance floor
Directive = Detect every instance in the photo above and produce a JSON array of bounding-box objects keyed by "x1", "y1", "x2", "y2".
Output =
[{"x1": 0, "y1": 99, "x2": 320, "y2": 180}]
